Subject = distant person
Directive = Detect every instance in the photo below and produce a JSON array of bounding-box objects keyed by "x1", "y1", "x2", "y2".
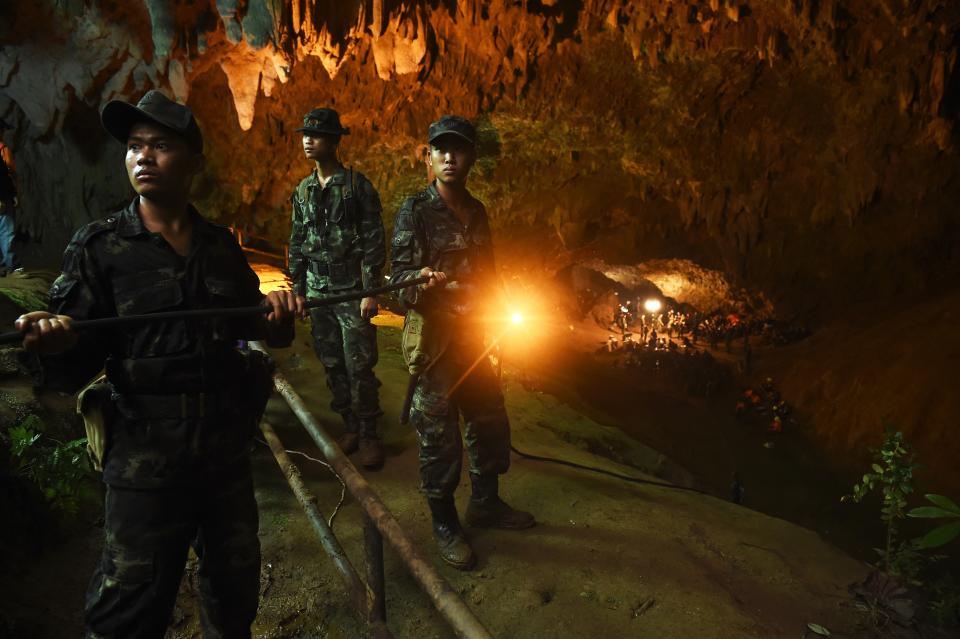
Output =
[
  {"x1": 730, "y1": 472, "x2": 745, "y2": 504},
  {"x1": 0, "y1": 119, "x2": 21, "y2": 276},
  {"x1": 287, "y1": 107, "x2": 387, "y2": 469}
]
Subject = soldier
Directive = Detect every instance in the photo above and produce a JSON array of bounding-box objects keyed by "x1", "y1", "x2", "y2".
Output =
[
  {"x1": 288, "y1": 108, "x2": 387, "y2": 468},
  {"x1": 390, "y1": 115, "x2": 535, "y2": 571},
  {"x1": 13, "y1": 91, "x2": 303, "y2": 638}
]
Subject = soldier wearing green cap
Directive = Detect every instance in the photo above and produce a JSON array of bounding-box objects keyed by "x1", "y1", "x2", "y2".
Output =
[
  {"x1": 389, "y1": 115, "x2": 535, "y2": 571},
  {"x1": 288, "y1": 108, "x2": 387, "y2": 468},
  {"x1": 13, "y1": 90, "x2": 304, "y2": 637}
]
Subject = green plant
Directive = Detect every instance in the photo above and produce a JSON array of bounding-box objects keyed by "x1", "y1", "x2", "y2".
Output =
[
  {"x1": 844, "y1": 424, "x2": 920, "y2": 575},
  {"x1": 908, "y1": 494, "x2": 960, "y2": 549},
  {"x1": 7, "y1": 415, "x2": 93, "y2": 515}
]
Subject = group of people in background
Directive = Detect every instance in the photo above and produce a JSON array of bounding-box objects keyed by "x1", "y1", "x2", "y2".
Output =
[{"x1": 604, "y1": 296, "x2": 797, "y2": 431}]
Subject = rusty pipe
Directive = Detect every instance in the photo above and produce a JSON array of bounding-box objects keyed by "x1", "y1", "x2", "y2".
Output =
[
  {"x1": 252, "y1": 343, "x2": 494, "y2": 639},
  {"x1": 259, "y1": 420, "x2": 380, "y2": 631}
]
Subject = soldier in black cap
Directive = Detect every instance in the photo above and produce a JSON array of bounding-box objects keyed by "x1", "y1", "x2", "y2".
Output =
[
  {"x1": 288, "y1": 108, "x2": 387, "y2": 468},
  {"x1": 14, "y1": 90, "x2": 304, "y2": 638},
  {"x1": 389, "y1": 115, "x2": 535, "y2": 570}
]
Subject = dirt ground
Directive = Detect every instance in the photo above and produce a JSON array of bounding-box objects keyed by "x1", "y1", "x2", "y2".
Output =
[
  {"x1": 184, "y1": 320, "x2": 877, "y2": 639},
  {"x1": 0, "y1": 276, "x2": 946, "y2": 638}
]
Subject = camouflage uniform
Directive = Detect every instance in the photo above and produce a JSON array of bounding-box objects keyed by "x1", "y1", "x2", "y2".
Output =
[
  {"x1": 389, "y1": 183, "x2": 510, "y2": 498},
  {"x1": 41, "y1": 201, "x2": 290, "y2": 638},
  {"x1": 288, "y1": 166, "x2": 386, "y2": 434}
]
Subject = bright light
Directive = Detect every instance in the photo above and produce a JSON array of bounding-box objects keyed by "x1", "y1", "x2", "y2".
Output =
[
  {"x1": 510, "y1": 311, "x2": 524, "y2": 325},
  {"x1": 643, "y1": 298, "x2": 662, "y2": 313},
  {"x1": 251, "y1": 262, "x2": 293, "y2": 294}
]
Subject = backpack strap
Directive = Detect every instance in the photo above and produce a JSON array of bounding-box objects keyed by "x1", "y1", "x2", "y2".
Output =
[{"x1": 346, "y1": 166, "x2": 362, "y2": 239}]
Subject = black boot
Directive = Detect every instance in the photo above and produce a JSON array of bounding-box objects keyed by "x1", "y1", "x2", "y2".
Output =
[
  {"x1": 465, "y1": 474, "x2": 536, "y2": 530},
  {"x1": 357, "y1": 419, "x2": 384, "y2": 469},
  {"x1": 338, "y1": 413, "x2": 360, "y2": 454},
  {"x1": 427, "y1": 497, "x2": 476, "y2": 570}
]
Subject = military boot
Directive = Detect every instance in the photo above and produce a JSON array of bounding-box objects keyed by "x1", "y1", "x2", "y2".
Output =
[
  {"x1": 356, "y1": 419, "x2": 384, "y2": 469},
  {"x1": 337, "y1": 413, "x2": 360, "y2": 455},
  {"x1": 465, "y1": 474, "x2": 536, "y2": 530},
  {"x1": 427, "y1": 497, "x2": 476, "y2": 570}
]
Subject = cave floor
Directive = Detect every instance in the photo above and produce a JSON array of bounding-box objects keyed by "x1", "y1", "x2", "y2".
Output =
[{"x1": 2, "y1": 317, "x2": 934, "y2": 639}]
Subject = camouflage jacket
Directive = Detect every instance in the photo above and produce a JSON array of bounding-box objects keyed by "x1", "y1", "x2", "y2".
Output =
[
  {"x1": 288, "y1": 166, "x2": 386, "y2": 297},
  {"x1": 389, "y1": 182, "x2": 498, "y2": 317},
  {"x1": 41, "y1": 199, "x2": 291, "y2": 395},
  {"x1": 38, "y1": 199, "x2": 293, "y2": 488}
]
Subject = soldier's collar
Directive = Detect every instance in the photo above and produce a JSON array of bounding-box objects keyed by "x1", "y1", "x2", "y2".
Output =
[
  {"x1": 117, "y1": 199, "x2": 148, "y2": 237},
  {"x1": 118, "y1": 199, "x2": 214, "y2": 239},
  {"x1": 426, "y1": 181, "x2": 478, "y2": 213},
  {"x1": 312, "y1": 166, "x2": 347, "y2": 187},
  {"x1": 426, "y1": 182, "x2": 445, "y2": 209},
  {"x1": 191, "y1": 207, "x2": 221, "y2": 240}
]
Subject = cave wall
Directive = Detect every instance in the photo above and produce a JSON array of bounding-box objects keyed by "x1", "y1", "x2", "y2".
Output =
[{"x1": 1, "y1": 0, "x2": 959, "y2": 319}]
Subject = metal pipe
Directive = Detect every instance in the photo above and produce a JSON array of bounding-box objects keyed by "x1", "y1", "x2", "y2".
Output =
[
  {"x1": 253, "y1": 344, "x2": 495, "y2": 639},
  {"x1": 258, "y1": 420, "x2": 374, "y2": 625},
  {"x1": 364, "y1": 516, "x2": 387, "y2": 626},
  {"x1": 0, "y1": 276, "x2": 430, "y2": 345}
]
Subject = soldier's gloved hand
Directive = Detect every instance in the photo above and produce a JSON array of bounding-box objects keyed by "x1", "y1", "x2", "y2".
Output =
[
  {"x1": 263, "y1": 290, "x2": 306, "y2": 324},
  {"x1": 15, "y1": 311, "x2": 79, "y2": 354},
  {"x1": 360, "y1": 296, "x2": 378, "y2": 319},
  {"x1": 419, "y1": 267, "x2": 448, "y2": 289}
]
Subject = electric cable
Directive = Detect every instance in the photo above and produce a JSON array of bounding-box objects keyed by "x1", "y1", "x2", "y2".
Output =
[
  {"x1": 509, "y1": 444, "x2": 710, "y2": 495},
  {"x1": 255, "y1": 438, "x2": 347, "y2": 527}
]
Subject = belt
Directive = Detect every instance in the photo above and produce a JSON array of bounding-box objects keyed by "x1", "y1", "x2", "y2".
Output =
[
  {"x1": 116, "y1": 392, "x2": 230, "y2": 419},
  {"x1": 309, "y1": 259, "x2": 360, "y2": 277}
]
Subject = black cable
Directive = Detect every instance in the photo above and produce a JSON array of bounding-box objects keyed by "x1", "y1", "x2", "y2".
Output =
[{"x1": 509, "y1": 444, "x2": 709, "y2": 495}]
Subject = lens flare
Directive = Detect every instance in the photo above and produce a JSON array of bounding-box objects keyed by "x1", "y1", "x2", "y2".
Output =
[
  {"x1": 510, "y1": 311, "x2": 524, "y2": 325},
  {"x1": 643, "y1": 298, "x2": 662, "y2": 313}
]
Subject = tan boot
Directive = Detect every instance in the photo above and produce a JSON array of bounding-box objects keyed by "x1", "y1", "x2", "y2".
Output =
[
  {"x1": 428, "y1": 498, "x2": 476, "y2": 570},
  {"x1": 465, "y1": 474, "x2": 535, "y2": 530},
  {"x1": 357, "y1": 437, "x2": 384, "y2": 469}
]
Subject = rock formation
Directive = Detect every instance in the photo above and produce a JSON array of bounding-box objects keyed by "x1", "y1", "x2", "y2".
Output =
[
  {"x1": 1, "y1": 0, "x2": 959, "y2": 490},
  {"x1": 1, "y1": 1, "x2": 957, "y2": 314}
]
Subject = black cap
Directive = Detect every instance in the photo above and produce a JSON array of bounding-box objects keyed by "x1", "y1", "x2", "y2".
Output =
[
  {"x1": 296, "y1": 108, "x2": 350, "y2": 136},
  {"x1": 101, "y1": 90, "x2": 203, "y2": 153},
  {"x1": 428, "y1": 115, "x2": 476, "y2": 146}
]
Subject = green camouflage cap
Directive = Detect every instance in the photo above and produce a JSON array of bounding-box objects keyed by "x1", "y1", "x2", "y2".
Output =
[
  {"x1": 297, "y1": 108, "x2": 350, "y2": 136},
  {"x1": 428, "y1": 115, "x2": 476, "y2": 146},
  {"x1": 101, "y1": 90, "x2": 203, "y2": 153}
]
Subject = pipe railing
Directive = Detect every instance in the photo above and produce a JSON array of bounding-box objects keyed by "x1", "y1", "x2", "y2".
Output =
[{"x1": 251, "y1": 341, "x2": 494, "y2": 639}]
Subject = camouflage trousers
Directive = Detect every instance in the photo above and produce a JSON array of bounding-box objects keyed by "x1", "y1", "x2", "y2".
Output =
[
  {"x1": 84, "y1": 461, "x2": 260, "y2": 639},
  {"x1": 309, "y1": 298, "x2": 382, "y2": 433},
  {"x1": 409, "y1": 339, "x2": 511, "y2": 499}
]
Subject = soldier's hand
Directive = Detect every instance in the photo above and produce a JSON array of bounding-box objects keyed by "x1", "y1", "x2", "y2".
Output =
[
  {"x1": 263, "y1": 290, "x2": 305, "y2": 324},
  {"x1": 360, "y1": 296, "x2": 378, "y2": 320},
  {"x1": 293, "y1": 293, "x2": 307, "y2": 319},
  {"x1": 419, "y1": 267, "x2": 447, "y2": 289},
  {"x1": 15, "y1": 311, "x2": 78, "y2": 354}
]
